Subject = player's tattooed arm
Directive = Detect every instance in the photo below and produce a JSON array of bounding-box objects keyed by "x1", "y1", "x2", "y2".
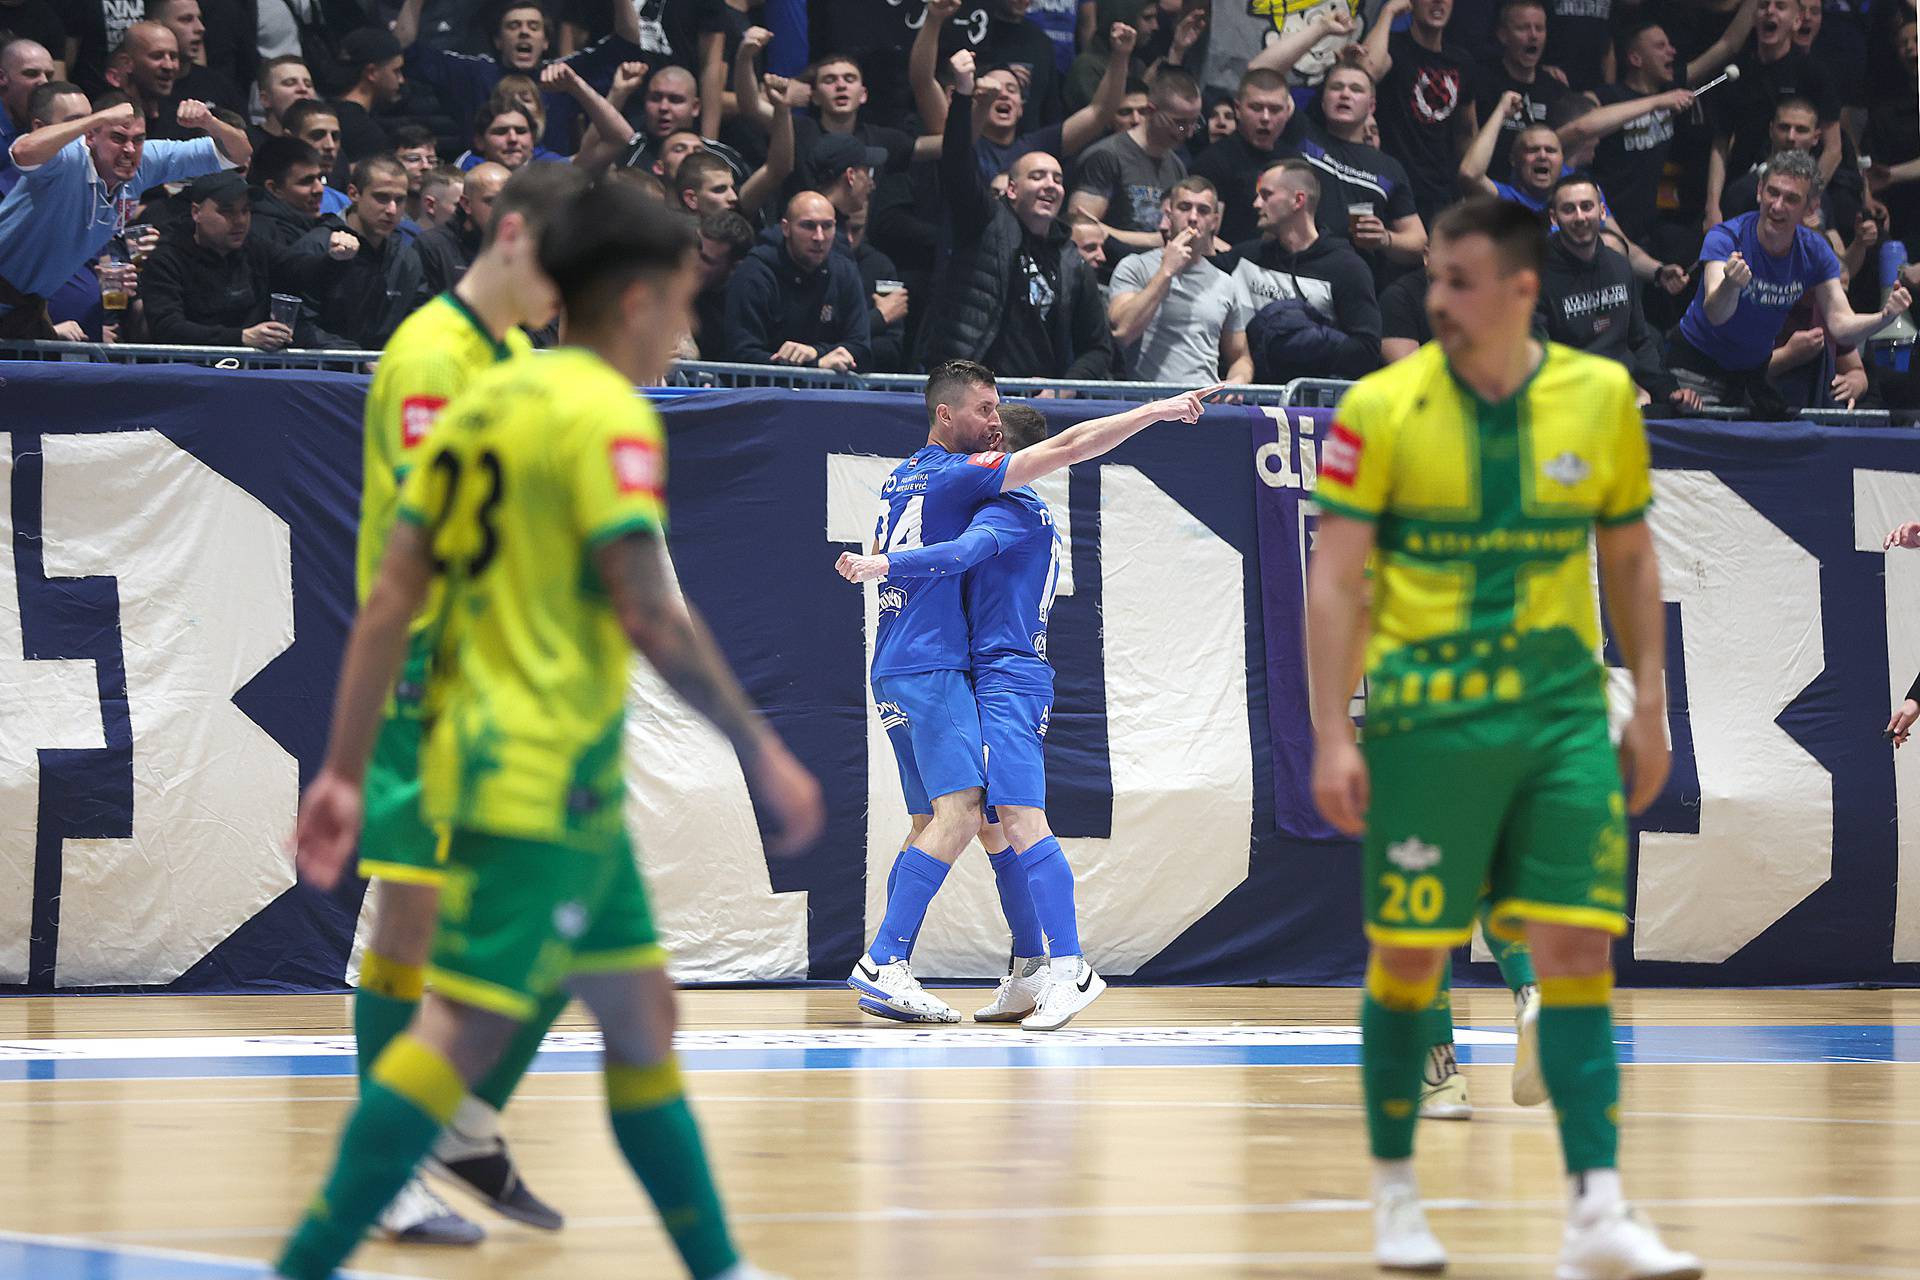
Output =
[
  {"x1": 598, "y1": 529, "x2": 825, "y2": 853},
  {"x1": 293, "y1": 522, "x2": 436, "y2": 889}
]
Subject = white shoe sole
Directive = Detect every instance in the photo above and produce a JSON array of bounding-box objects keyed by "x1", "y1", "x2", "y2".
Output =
[
  {"x1": 1022, "y1": 969, "x2": 1106, "y2": 1031},
  {"x1": 1556, "y1": 1262, "x2": 1702, "y2": 1280},
  {"x1": 974, "y1": 1002, "x2": 1039, "y2": 1023}
]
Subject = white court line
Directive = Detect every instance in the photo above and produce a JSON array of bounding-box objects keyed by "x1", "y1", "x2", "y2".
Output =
[
  {"x1": 1029, "y1": 1250, "x2": 1920, "y2": 1277},
  {"x1": 0, "y1": 1226, "x2": 413, "y2": 1278}
]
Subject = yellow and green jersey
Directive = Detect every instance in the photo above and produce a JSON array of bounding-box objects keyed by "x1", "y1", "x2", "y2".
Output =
[
  {"x1": 397, "y1": 347, "x2": 667, "y2": 852},
  {"x1": 359, "y1": 292, "x2": 532, "y2": 718},
  {"x1": 1315, "y1": 341, "x2": 1651, "y2": 735}
]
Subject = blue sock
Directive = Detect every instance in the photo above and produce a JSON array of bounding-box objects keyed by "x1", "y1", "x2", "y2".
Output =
[
  {"x1": 987, "y1": 849, "x2": 1046, "y2": 957},
  {"x1": 1020, "y1": 836, "x2": 1080, "y2": 957},
  {"x1": 868, "y1": 847, "x2": 950, "y2": 965},
  {"x1": 885, "y1": 857, "x2": 927, "y2": 953}
]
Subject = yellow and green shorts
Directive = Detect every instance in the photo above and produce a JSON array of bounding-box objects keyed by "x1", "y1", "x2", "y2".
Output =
[
  {"x1": 427, "y1": 828, "x2": 665, "y2": 1021},
  {"x1": 357, "y1": 714, "x2": 446, "y2": 886},
  {"x1": 1361, "y1": 708, "x2": 1629, "y2": 948}
]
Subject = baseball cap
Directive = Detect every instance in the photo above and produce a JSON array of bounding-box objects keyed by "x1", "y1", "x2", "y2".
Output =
[
  {"x1": 188, "y1": 169, "x2": 252, "y2": 205},
  {"x1": 809, "y1": 133, "x2": 887, "y2": 183},
  {"x1": 339, "y1": 27, "x2": 404, "y2": 71}
]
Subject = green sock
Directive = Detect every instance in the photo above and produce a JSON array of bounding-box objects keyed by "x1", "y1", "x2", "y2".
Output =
[
  {"x1": 1477, "y1": 900, "x2": 1537, "y2": 991},
  {"x1": 353, "y1": 950, "x2": 424, "y2": 1090},
  {"x1": 277, "y1": 1035, "x2": 464, "y2": 1280},
  {"x1": 473, "y1": 989, "x2": 568, "y2": 1111},
  {"x1": 1538, "y1": 975, "x2": 1620, "y2": 1173},
  {"x1": 1360, "y1": 956, "x2": 1440, "y2": 1161},
  {"x1": 1419, "y1": 961, "x2": 1455, "y2": 1050},
  {"x1": 605, "y1": 1058, "x2": 739, "y2": 1279}
]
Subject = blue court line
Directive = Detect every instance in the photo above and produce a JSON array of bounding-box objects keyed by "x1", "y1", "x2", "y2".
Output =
[
  {"x1": 0, "y1": 1231, "x2": 403, "y2": 1279},
  {"x1": 3, "y1": 1025, "x2": 1919, "y2": 1082}
]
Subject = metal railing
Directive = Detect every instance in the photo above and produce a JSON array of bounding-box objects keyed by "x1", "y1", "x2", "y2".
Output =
[{"x1": 0, "y1": 341, "x2": 1903, "y2": 424}]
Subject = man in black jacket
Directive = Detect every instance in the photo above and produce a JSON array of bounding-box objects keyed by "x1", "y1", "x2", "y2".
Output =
[
  {"x1": 143, "y1": 169, "x2": 359, "y2": 347},
  {"x1": 414, "y1": 158, "x2": 504, "y2": 294},
  {"x1": 247, "y1": 134, "x2": 325, "y2": 246},
  {"x1": 293, "y1": 152, "x2": 427, "y2": 348},
  {"x1": 1538, "y1": 175, "x2": 1701, "y2": 412},
  {"x1": 723, "y1": 190, "x2": 870, "y2": 370},
  {"x1": 1227, "y1": 158, "x2": 1380, "y2": 380},
  {"x1": 920, "y1": 49, "x2": 1112, "y2": 380}
]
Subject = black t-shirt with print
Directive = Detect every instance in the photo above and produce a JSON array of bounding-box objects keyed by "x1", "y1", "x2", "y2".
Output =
[
  {"x1": 1376, "y1": 29, "x2": 1477, "y2": 222},
  {"x1": 1471, "y1": 62, "x2": 1571, "y2": 182}
]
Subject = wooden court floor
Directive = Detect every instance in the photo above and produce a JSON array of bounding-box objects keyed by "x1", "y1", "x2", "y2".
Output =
[{"x1": 1, "y1": 987, "x2": 1916, "y2": 1279}]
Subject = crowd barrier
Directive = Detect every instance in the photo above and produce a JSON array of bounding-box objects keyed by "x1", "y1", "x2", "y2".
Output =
[{"x1": 2, "y1": 363, "x2": 1917, "y2": 993}]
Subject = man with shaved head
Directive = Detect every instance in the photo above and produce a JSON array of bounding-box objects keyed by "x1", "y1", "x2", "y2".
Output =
[
  {"x1": 613, "y1": 67, "x2": 747, "y2": 185},
  {"x1": 0, "y1": 37, "x2": 55, "y2": 145},
  {"x1": 147, "y1": 0, "x2": 243, "y2": 112},
  {"x1": 921, "y1": 48, "x2": 1112, "y2": 380},
  {"x1": 415, "y1": 158, "x2": 506, "y2": 294},
  {"x1": 722, "y1": 189, "x2": 870, "y2": 370},
  {"x1": 104, "y1": 21, "x2": 202, "y2": 138}
]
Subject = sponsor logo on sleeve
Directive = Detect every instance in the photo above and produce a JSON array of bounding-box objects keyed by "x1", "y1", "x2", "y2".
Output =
[
  {"x1": 400, "y1": 396, "x2": 446, "y2": 447},
  {"x1": 610, "y1": 437, "x2": 662, "y2": 495},
  {"x1": 1321, "y1": 422, "x2": 1362, "y2": 485},
  {"x1": 967, "y1": 451, "x2": 1006, "y2": 469}
]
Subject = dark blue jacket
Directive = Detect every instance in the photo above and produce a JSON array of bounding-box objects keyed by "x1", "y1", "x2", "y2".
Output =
[{"x1": 722, "y1": 239, "x2": 872, "y2": 369}]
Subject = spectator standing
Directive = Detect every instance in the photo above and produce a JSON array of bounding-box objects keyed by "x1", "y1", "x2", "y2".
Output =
[
  {"x1": 606, "y1": 66, "x2": 746, "y2": 180},
  {"x1": 921, "y1": 50, "x2": 1112, "y2": 379},
  {"x1": 1067, "y1": 65, "x2": 1199, "y2": 255},
  {"x1": 1363, "y1": 0, "x2": 1479, "y2": 224},
  {"x1": 248, "y1": 56, "x2": 312, "y2": 149},
  {"x1": 1108, "y1": 175, "x2": 1254, "y2": 382},
  {"x1": 1191, "y1": 66, "x2": 1303, "y2": 246},
  {"x1": 1673, "y1": 150, "x2": 1911, "y2": 408},
  {"x1": 148, "y1": 0, "x2": 243, "y2": 112},
  {"x1": 1538, "y1": 175, "x2": 1697, "y2": 411},
  {"x1": 975, "y1": 0, "x2": 1064, "y2": 131},
  {"x1": 294, "y1": 152, "x2": 426, "y2": 346},
  {"x1": 329, "y1": 28, "x2": 403, "y2": 168},
  {"x1": 0, "y1": 36, "x2": 55, "y2": 176},
  {"x1": 1864, "y1": 17, "x2": 1919, "y2": 248},
  {"x1": 1229, "y1": 158, "x2": 1379, "y2": 379},
  {"x1": 415, "y1": 157, "x2": 504, "y2": 293},
  {"x1": 0, "y1": 8, "x2": 66, "y2": 81},
  {"x1": 0, "y1": 93, "x2": 246, "y2": 336},
  {"x1": 1063, "y1": 0, "x2": 1153, "y2": 112},
  {"x1": 1704, "y1": 0, "x2": 1842, "y2": 227},
  {"x1": 842, "y1": 199, "x2": 910, "y2": 372},
  {"x1": 1469, "y1": 0, "x2": 1567, "y2": 183},
  {"x1": 247, "y1": 133, "x2": 325, "y2": 244},
  {"x1": 142, "y1": 167, "x2": 358, "y2": 347},
  {"x1": 283, "y1": 98, "x2": 349, "y2": 213},
  {"x1": 103, "y1": 21, "x2": 191, "y2": 137},
  {"x1": 1, "y1": 76, "x2": 84, "y2": 193},
  {"x1": 1299, "y1": 56, "x2": 1428, "y2": 274},
  {"x1": 722, "y1": 189, "x2": 870, "y2": 370},
  {"x1": 790, "y1": 48, "x2": 913, "y2": 174},
  {"x1": 1721, "y1": 96, "x2": 1862, "y2": 238}
]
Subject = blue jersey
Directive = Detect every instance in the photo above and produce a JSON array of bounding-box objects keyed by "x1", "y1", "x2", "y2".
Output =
[
  {"x1": 869, "y1": 444, "x2": 1011, "y2": 678},
  {"x1": 963, "y1": 489, "x2": 1058, "y2": 692}
]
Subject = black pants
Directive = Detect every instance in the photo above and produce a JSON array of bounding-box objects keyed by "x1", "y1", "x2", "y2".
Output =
[{"x1": 1666, "y1": 332, "x2": 1793, "y2": 420}]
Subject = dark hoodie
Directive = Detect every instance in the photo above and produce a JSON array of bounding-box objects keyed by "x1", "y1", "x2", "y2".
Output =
[
  {"x1": 1535, "y1": 232, "x2": 1677, "y2": 401},
  {"x1": 416, "y1": 211, "x2": 483, "y2": 297},
  {"x1": 1226, "y1": 232, "x2": 1381, "y2": 377},
  {"x1": 248, "y1": 188, "x2": 319, "y2": 248},
  {"x1": 722, "y1": 238, "x2": 872, "y2": 368},
  {"x1": 142, "y1": 222, "x2": 344, "y2": 346},
  {"x1": 294, "y1": 213, "x2": 429, "y2": 350}
]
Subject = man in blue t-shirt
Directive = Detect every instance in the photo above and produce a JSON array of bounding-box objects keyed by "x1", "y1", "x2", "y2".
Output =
[
  {"x1": 0, "y1": 92, "x2": 248, "y2": 336},
  {"x1": 835, "y1": 360, "x2": 1216, "y2": 1023},
  {"x1": 1672, "y1": 148, "x2": 1912, "y2": 410}
]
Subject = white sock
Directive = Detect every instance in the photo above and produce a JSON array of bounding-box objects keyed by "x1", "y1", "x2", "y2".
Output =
[
  {"x1": 1373, "y1": 1158, "x2": 1418, "y2": 1199},
  {"x1": 433, "y1": 1094, "x2": 502, "y2": 1159},
  {"x1": 1570, "y1": 1168, "x2": 1623, "y2": 1222},
  {"x1": 1049, "y1": 954, "x2": 1083, "y2": 978}
]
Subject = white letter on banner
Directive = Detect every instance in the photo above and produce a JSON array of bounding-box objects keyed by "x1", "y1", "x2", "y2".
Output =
[
  {"x1": 1634, "y1": 470, "x2": 1831, "y2": 962},
  {"x1": 0, "y1": 437, "x2": 107, "y2": 984},
  {"x1": 37, "y1": 432, "x2": 298, "y2": 986},
  {"x1": 624, "y1": 540, "x2": 811, "y2": 981},
  {"x1": 826, "y1": 456, "x2": 1249, "y2": 977},
  {"x1": 1853, "y1": 469, "x2": 1920, "y2": 962}
]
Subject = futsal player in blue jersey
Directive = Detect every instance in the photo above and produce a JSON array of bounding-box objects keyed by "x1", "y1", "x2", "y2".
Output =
[
  {"x1": 840, "y1": 361, "x2": 1219, "y2": 1022},
  {"x1": 840, "y1": 405, "x2": 1099, "y2": 1029}
]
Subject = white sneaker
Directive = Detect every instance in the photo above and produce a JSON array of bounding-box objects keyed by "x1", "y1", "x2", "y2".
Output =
[
  {"x1": 1556, "y1": 1203, "x2": 1703, "y2": 1280},
  {"x1": 1419, "y1": 1043, "x2": 1471, "y2": 1120},
  {"x1": 975, "y1": 955, "x2": 1049, "y2": 1022},
  {"x1": 1511, "y1": 984, "x2": 1548, "y2": 1107},
  {"x1": 1373, "y1": 1183, "x2": 1447, "y2": 1273},
  {"x1": 848, "y1": 956, "x2": 960, "y2": 1023},
  {"x1": 376, "y1": 1175, "x2": 484, "y2": 1246},
  {"x1": 1021, "y1": 958, "x2": 1105, "y2": 1031}
]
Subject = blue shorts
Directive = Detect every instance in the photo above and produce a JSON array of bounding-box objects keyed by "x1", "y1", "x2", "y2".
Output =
[
  {"x1": 978, "y1": 683, "x2": 1051, "y2": 812},
  {"x1": 873, "y1": 670, "x2": 986, "y2": 815}
]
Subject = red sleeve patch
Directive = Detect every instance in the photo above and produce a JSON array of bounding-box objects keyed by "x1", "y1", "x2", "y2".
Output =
[
  {"x1": 967, "y1": 451, "x2": 1006, "y2": 469},
  {"x1": 1320, "y1": 422, "x2": 1362, "y2": 486},
  {"x1": 610, "y1": 437, "x2": 662, "y2": 495},
  {"x1": 400, "y1": 396, "x2": 447, "y2": 448}
]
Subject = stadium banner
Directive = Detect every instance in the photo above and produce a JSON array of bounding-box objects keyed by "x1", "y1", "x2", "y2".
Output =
[{"x1": 2, "y1": 363, "x2": 1917, "y2": 992}]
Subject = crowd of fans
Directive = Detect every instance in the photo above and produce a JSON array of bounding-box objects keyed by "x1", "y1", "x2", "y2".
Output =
[{"x1": 0, "y1": 0, "x2": 1916, "y2": 412}]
